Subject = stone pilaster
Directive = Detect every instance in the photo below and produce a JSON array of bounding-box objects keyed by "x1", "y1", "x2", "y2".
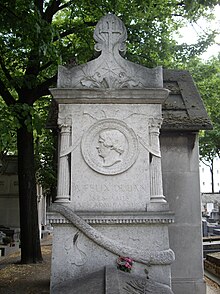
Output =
[
  {"x1": 148, "y1": 117, "x2": 169, "y2": 211},
  {"x1": 56, "y1": 122, "x2": 71, "y2": 202}
]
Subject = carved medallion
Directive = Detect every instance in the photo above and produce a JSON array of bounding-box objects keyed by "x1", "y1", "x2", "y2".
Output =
[{"x1": 81, "y1": 119, "x2": 139, "y2": 175}]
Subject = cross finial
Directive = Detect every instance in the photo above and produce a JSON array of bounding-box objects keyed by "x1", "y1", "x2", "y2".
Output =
[{"x1": 94, "y1": 14, "x2": 127, "y2": 55}]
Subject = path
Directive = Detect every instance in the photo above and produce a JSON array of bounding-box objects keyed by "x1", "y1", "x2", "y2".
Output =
[{"x1": 0, "y1": 237, "x2": 219, "y2": 293}]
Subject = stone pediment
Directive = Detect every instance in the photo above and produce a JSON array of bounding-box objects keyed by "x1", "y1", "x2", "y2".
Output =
[
  {"x1": 52, "y1": 266, "x2": 174, "y2": 294},
  {"x1": 57, "y1": 14, "x2": 163, "y2": 89}
]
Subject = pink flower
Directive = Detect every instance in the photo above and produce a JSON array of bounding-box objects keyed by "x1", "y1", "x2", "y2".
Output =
[
  {"x1": 117, "y1": 256, "x2": 133, "y2": 272},
  {"x1": 125, "y1": 262, "x2": 130, "y2": 267}
]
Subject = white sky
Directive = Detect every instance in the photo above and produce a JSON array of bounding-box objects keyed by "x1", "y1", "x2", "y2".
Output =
[{"x1": 176, "y1": 5, "x2": 220, "y2": 60}]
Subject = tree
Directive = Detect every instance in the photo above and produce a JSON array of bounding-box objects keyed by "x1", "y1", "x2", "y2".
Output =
[
  {"x1": 198, "y1": 57, "x2": 220, "y2": 193},
  {"x1": 182, "y1": 56, "x2": 220, "y2": 192},
  {"x1": 0, "y1": 0, "x2": 218, "y2": 263}
]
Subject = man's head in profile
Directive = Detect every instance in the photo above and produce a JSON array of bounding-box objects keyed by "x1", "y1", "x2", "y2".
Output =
[{"x1": 96, "y1": 129, "x2": 126, "y2": 167}]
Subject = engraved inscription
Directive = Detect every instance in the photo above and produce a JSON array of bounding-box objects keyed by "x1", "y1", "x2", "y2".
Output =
[
  {"x1": 72, "y1": 184, "x2": 147, "y2": 193},
  {"x1": 81, "y1": 119, "x2": 139, "y2": 175}
]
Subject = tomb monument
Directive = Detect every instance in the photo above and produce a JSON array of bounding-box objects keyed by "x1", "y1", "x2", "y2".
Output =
[{"x1": 48, "y1": 13, "x2": 211, "y2": 294}]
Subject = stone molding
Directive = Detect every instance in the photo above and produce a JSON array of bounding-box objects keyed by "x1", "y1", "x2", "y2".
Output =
[
  {"x1": 49, "y1": 204, "x2": 175, "y2": 266},
  {"x1": 50, "y1": 88, "x2": 169, "y2": 104},
  {"x1": 48, "y1": 211, "x2": 175, "y2": 225}
]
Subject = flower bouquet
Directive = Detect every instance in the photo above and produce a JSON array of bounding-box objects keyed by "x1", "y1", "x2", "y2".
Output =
[{"x1": 117, "y1": 256, "x2": 133, "y2": 273}]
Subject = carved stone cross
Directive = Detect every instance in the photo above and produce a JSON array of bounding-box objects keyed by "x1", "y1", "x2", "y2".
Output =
[
  {"x1": 93, "y1": 14, "x2": 127, "y2": 57},
  {"x1": 98, "y1": 16, "x2": 123, "y2": 52}
]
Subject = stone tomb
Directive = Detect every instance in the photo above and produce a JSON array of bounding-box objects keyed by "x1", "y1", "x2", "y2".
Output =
[
  {"x1": 49, "y1": 14, "x2": 174, "y2": 293},
  {"x1": 49, "y1": 14, "x2": 210, "y2": 293}
]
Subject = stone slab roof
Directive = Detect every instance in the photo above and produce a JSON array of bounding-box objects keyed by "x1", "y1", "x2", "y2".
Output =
[{"x1": 162, "y1": 69, "x2": 212, "y2": 131}]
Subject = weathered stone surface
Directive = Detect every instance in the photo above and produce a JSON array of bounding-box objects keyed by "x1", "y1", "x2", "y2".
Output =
[
  {"x1": 53, "y1": 103, "x2": 168, "y2": 210},
  {"x1": 50, "y1": 204, "x2": 174, "y2": 265},
  {"x1": 51, "y1": 222, "x2": 173, "y2": 284},
  {"x1": 205, "y1": 253, "x2": 220, "y2": 279},
  {"x1": 162, "y1": 69, "x2": 212, "y2": 130},
  {"x1": 161, "y1": 132, "x2": 206, "y2": 293},
  {"x1": 52, "y1": 266, "x2": 174, "y2": 294}
]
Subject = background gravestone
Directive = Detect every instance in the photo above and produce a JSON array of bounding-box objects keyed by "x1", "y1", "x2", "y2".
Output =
[{"x1": 161, "y1": 69, "x2": 212, "y2": 294}]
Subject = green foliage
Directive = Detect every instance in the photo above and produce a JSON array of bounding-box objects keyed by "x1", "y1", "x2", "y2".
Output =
[
  {"x1": 0, "y1": 0, "x2": 219, "y2": 193},
  {"x1": 0, "y1": 94, "x2": 56, "y2": 194},
  {"x1": 0, "y1": 97, "x2": 17, "y2": 154},
  {"x1": 0, "y1": 0, "x2": 217, "y2": 90},
  {"x1": 35, "y1": 128, "x2": 57, "y2": 196},
  {"x1": 33, "y1": 97, "x2": 57, "y2": 195},
  {"x1": 181, "y1": 55, "x2": 220, "y2": 164}
]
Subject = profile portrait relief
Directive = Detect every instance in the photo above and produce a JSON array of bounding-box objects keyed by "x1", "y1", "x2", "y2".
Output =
[
  {"x1": 96, "y1": 129, "x2": 126, "y2": 167},
  {"x1": 81, "y1": 118, "x2": 139, "y2": 175}
]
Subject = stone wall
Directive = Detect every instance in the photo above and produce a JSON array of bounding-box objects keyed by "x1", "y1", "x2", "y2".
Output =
[{"x1": 0, "y1": 171, "x2": 20, "y2": 228}]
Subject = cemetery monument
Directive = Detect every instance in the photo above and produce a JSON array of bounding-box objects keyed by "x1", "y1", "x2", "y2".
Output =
[{"x1": 49, "y1": 13, "x2": 211, "y2": 294}]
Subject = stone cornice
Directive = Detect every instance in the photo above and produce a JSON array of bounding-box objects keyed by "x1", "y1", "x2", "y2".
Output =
[
  {"x1": 48, "y1": 210, "x2": 174, "y2": 225},
  {"x1": 49, "y1": 88, "x2": 169, "y2": 105}
]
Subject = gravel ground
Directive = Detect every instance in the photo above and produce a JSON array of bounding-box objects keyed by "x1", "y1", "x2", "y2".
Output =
[
  {"x1": 0, "y1": 239, "x2": 219, "y2": 294},
  {"x1": 205, "y1": 276, "x2": 220, "y2": 294},
  {"x1": 0, "y1": 237, "x2": 52, "y2": 294}
]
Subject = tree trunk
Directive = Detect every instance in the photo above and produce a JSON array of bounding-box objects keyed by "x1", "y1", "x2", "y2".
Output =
[
  {"x1": 17, "y1": 118, "x2": 43, "y2": 263},
  {"x1": 210, "y1": 159, "x2": 214, "y2": 194}
]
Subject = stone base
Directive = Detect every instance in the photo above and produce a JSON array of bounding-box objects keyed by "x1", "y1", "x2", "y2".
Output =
[
  {"x1": 52, "y1": 265, "x2": 174, "y2": 294},
  {"x1": 147, "y1": 202, "x2": 170, "y2": 212},
  {"x1": 48, "y1": 207, "x2": 175, "y2": 292},
  {"x1": 54, "y1": 196, "x2": 71, "y2": 203},
  {"x1": 172, "y1": 278, "x2": 206, "y2": 294}
]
